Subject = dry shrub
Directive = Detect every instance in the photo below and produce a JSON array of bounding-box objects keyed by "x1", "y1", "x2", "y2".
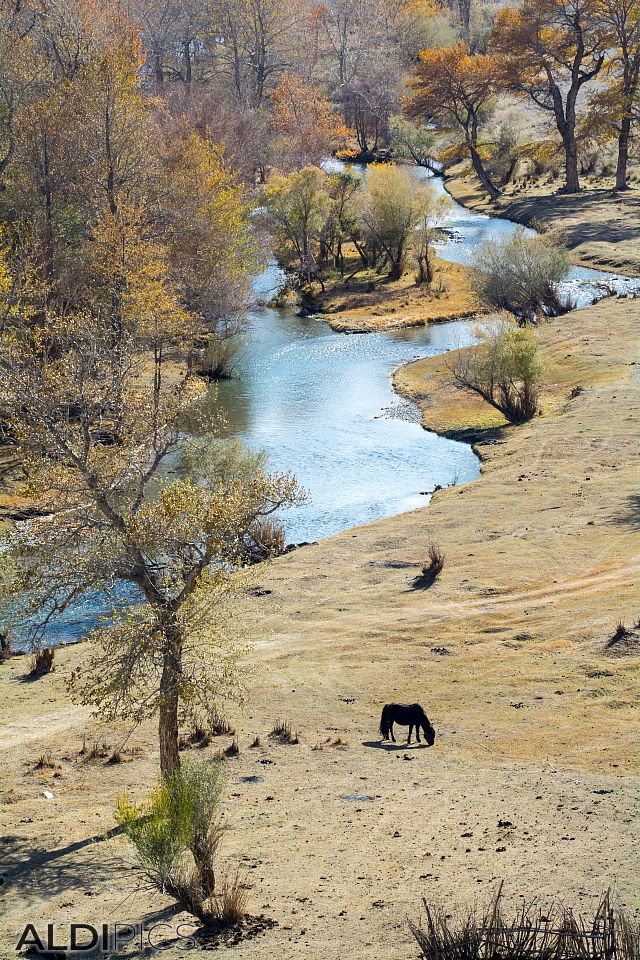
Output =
[
  {"x1": 249, "y1": 518, "x2": 286, "y2": 560},
  {"x1": 249, "y1": 736, "x2": 261, "y2": 748},
  {"x1": 472, "y1": 228, "x2": 571, "y2": 322},
  {"x1": 224, "y1": 738, "x2": 240, "y2": 758},
  {"x1": 29, "y1": 648, "x2": 55, "y2": 676},
  {"x1": 269, "y1": 720, "x2": 299, "y2": 744},
  {"x1": 210, "y1": 713, "x2": 235, "y2": 737},
  {"x1": 35, "y1": 753, "x2": 59, "y2": 771},
  {"x1": 209, "y1": 872, "x2": 249, "y2": 926},
  {"x1": 195, "y1": 333, "x2": 242, "y2": 381},
  {"x1": 80, "y1": 740, "x2": 111, "y2": 762},
  {"x1": 415, "y1": 542, "x2": 445, "y2": 587},
  {"x1": 409, "y1": 886, "x2": 639, "y2": 960}
]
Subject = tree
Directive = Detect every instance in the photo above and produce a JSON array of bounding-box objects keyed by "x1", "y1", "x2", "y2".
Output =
[
  {"x1": 389, "y1": 115, "x2": 438, "y2": 170},
  {"x1": 414, "y1": 188, "x2": 451, "y2": 284},
  {"x1": 213, "y1": 0, "x2": 300, "y2": 108},
  {"x1": 591, "y1": 0, "x2": 640, "y2": 190},
  {"x1": 262, "y1": 166, "x2": 332, "y2": 286},
  {"x1": 0, "y1": 234, "x2": 301, "y2": 778},
  {"x1": 492, "y1": 0, "x2": 606, "y2": 194},
  {"x1": 408, "y1": 43, "x2": 502, "y2": 201},
  {"x1": 324, "y1": 168, "x2": 362, "y2": 274},
  {"x1": 270, "y1": 72, "x2": 349, "y2": 170},
  {"x1": 447, "y1": 319, "x2": 543, "y2": 423},
  {"x1": 356, "y1": 163, "x2": 445, "y2": 280},
  {"x1": 471, "y1": 228, "x2": 570, "y2": 320},
  {"x1": 160, "y1": 134, "x2": 259, "y2": 326}
]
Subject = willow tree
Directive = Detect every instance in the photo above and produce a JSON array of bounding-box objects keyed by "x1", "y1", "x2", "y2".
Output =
[
  {"x1": 0, "y1": 220, "x2": 301, "y2": 778},
  {"x1": 408, "y1": 43, "x2": 502, "y2": 201},
  {"x1": 492, "y1": 0, "x2": 605, "y2": 194}
]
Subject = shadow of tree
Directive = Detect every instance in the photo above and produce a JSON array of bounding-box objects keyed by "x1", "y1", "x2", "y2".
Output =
[
  {"x1": 610, "y1": 493, "x2": 640, "y2": 531},
  {"x1": 1, "y1": 826, "x2": 126, "y2": 902}
]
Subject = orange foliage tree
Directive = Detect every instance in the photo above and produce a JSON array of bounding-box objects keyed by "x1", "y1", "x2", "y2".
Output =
[
  {"x1": 492, "y1": 0, "x2": 606, "y2": 194},
  {"x1": 271, "y1": 72, "x2": 349, "y2": 169},
  {"x1": 408, "y1": 43, "x2": 502, "y2": 201}
]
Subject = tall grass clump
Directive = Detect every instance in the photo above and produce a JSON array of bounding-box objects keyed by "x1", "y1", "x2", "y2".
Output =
[
  {"x1": 409, "y1": 886, "x2": 639, "y2": 960},
  {"x1": 117, "y1": 759, "x2": 246, "y2": 929},
  {"x1": 472, "y1": 228, "x2": 571, "y2": 322}
]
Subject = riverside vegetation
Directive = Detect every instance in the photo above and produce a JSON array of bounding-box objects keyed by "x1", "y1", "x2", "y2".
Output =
[{"x1": 0, "y1": 0, "x2": 639, "y2": 951}]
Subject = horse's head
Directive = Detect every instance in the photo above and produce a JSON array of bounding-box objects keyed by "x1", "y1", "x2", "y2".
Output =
[{"x1": 424, "y1": 722, "x2": 435, "y2": 746}]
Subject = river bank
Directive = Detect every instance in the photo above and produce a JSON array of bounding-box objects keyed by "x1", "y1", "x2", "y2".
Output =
[
  {"x1": 317, "y1": 255, "x2": 484, "y2": 333},
  {"x1": 446, "y1": 167, "x2": 640, "y2": 277},
  {"x1": 2, "y1": 182, "x2": 640, "y2": 958}
]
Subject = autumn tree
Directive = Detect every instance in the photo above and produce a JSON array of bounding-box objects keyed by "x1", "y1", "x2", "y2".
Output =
[
  {"x1": 492, "y1": 0, "x2": 606, "y2": 194},
  {"x1": 160, "y1": 133, "x2": 259, "y2": 326},
  {"x1": 262, "y1": 166, "x2": 332, "y2": 286},
  {"x1": 591, "y1": 0, "x2": 640, "y2": 190},
  {"x1": 0, "y1": 234, "x2": 301, "y2": 778},
  {"x1": 271, "y1": 72, "x2": 348, "y2": 170},
  {"x1": 408, "y1": 43, "x2": 502, "y2": 200},
  {"x1": 324, "y1": 168, "x2": 362, "y2": 274},
  {"x1": 357, "y1": 164, "x2": 445, "y2": 280}
]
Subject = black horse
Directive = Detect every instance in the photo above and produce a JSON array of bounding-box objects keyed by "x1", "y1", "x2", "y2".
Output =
[{"x1": 379, "y1": 703, "x2": 435, "y2": 746}]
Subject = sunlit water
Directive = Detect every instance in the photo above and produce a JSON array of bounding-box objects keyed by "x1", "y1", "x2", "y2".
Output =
[{"x1": 9, "y1": 164, "x2": 639, "y2": 648}]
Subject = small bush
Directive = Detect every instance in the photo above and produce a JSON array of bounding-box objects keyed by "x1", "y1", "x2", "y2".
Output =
[
  {"x1": 210, "y1": 713, "x2": 235, "y2": 737},
  {"x1": 249, "y1": 736, "x2": 261, "y2": 748},
  {"x1": 472, "y1": 228, "x2": 570, "y2": 321},
  {"x1": 195, "y1": 333, "x2": 241, "y2": 380},
  {"x1": 35, "y1": 753, "x2": 59, "y2": 771},
  {"x1": 269, "y1": 720, "x2": 299, "y2": 744},
  {"x1": 117, "y1": 759, "x2": 237, "y2": 929},
  {"x1": 210, "y1": 871, "x2": 249, "y2": 926},
  {"x1": 224, "y1": 738, "x2": 239, "y2": 758},
  {"x1": 81, "y1": 740, "x2": 111, "y2": 763},
  {"x1": 29, "y1": 648, "x2": 55, "y2": 677},
  {"x1": 421, "y1": 542, "x2": 445, "y2": 582}
]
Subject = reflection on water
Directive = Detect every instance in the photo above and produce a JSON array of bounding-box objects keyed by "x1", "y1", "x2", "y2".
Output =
[{"x1": 202, "y1": 309, "x2": 479, "y2": 543}]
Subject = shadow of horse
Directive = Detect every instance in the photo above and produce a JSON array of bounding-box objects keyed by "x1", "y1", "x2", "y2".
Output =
[{"x1": 362, "y1": 740, "x2": 431, "y2": 751}]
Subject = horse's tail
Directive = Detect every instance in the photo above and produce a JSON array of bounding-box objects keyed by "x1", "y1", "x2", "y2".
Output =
[{"x1": 379, "y1": 704, "x2": 389, "y2": 737}]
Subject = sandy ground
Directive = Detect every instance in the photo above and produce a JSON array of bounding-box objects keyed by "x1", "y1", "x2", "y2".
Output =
[{"x1": 1, "y1": 202, "x2": 640, "y2": 956}]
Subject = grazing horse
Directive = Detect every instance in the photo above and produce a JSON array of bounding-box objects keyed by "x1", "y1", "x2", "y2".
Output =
[{"x1": 379, "y1": 703, "x2": 435, "y2": 746}]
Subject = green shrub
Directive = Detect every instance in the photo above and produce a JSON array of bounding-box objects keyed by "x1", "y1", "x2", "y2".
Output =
[{"x1": 117, "y1": 759, "x2": 237, "y2": 927}]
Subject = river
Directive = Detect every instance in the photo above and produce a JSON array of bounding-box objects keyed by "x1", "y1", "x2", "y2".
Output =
[{"x1": 8, "y1": 165, "x2": 640, "y2": 648}]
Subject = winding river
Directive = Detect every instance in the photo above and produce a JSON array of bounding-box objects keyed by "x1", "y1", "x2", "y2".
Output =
[{"x1": 10, "y1": 165, "x2": 640, "y2": 647}]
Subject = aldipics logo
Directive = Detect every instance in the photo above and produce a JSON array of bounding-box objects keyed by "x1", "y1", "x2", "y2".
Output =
[{"x1": 15, "y1": 921, "x2": 200, "y2": 953}]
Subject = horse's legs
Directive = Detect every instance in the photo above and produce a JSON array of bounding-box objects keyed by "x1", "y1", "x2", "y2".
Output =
[
  {"x1": 407, "y1": 724, "x2": 413, "y2": 744},
  {"x1": 416, "y1": 727, "x2": 421, "y2": 743},
  {"x1": 390, "y1": 722, "x2": 396, "y2": 743}
]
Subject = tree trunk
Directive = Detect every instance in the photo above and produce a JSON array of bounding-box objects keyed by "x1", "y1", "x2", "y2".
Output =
[
  {"x1": 615, "y1": 115, "x2": 631, "y2": 191},
  {"x1": 159, "y1": 631, "x2": 182, "y2": 778},
  {"x1": 561, "y1": 134, "x2": 581, "y2": 194},
  {"x1": 469, "y1": 146, "x2": 501, "y2": 201}
]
